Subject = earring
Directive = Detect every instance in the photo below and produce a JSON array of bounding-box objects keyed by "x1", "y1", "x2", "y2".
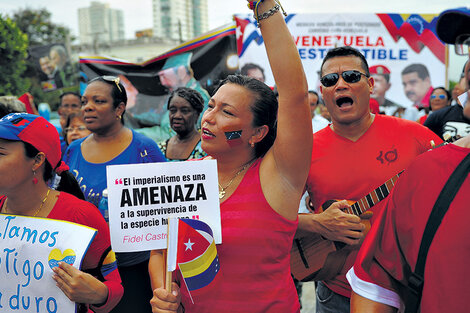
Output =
[
  {"x1": 32, "y1": 170, "x2": 38, "y2": 185},
  {"x1": 251, "y1": 141, "x2": 255, "y2": 148},
  {"x1": 116, "y1": 115, "x2": 122, "y2": 120}
]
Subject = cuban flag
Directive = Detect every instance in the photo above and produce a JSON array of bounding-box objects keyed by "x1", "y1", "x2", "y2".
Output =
[{"x1": 167, "y1": 218, "x2": 220, "y2": 302}]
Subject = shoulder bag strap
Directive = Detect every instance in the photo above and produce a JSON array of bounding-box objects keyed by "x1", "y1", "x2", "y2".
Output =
[{"x1": 405, "y1": 152, "x2": 470, "y2": 313}]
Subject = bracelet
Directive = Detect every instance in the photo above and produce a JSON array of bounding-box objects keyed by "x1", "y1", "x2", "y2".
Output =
[
  {"x1": 250, "y1": 0, "x2": 287, "y2": 28},
  {"x1": 254, "y1": 4, "x2": 280, "y2": 23}
]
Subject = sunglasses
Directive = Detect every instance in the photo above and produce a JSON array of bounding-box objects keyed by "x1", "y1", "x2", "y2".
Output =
[
  {"x1": 320, "y1": 70, "x2": 369, "y2": 87},
  {"x1": 101, "y1": 75, "x2": 122, "y2": 93},
  {"x1": 430, "y1": 94, "x2": 447, "y2": 100}
]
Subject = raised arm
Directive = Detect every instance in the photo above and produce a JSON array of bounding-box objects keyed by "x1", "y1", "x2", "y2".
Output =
[{"x1": 257, "y1": 0, "x2": 311, "y2": 218}]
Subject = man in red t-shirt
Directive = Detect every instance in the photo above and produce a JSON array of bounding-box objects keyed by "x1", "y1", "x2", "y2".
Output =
[
  {"x1": 348, "y1": 7, "x2": 470, "y2": 313},
  {"x1": 295, "y1": 46, "x2": 441, "y2": 313}
]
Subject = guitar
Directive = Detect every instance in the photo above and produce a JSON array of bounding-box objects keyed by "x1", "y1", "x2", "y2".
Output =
[
  {"x1": 290, "y1": 135, "x2": 460, "y2": 282},
  {"x1": 290, "y1": 172, "x2": 402, "y2": 282}
]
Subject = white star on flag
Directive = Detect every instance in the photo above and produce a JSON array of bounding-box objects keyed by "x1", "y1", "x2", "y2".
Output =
[{"x1": 184, "y1": 238, "x2": 195, "y2": 251}]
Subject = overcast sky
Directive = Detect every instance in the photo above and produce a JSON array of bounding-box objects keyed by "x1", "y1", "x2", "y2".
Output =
[
  {"x1": 1, "y1": 0, "x2": 468, "y2": 80},
  {"x1": 1, "y1": 0, "x2": 469, "y2": 38}
]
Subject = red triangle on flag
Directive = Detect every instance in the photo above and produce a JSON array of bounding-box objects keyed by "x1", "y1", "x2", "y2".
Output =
[{"x1": 176, "y1": 220, "x2": 211, "y2": 264}]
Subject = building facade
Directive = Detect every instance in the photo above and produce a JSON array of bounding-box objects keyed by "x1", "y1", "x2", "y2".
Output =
[
  {"x1": 152, "y1": 0, "x2": 208, "y2": 42},
  {"x1": 78, "y1": 1, "x2": 125, "y2": 45}
]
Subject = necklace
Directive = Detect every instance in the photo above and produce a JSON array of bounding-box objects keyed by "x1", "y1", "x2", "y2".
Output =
[
  {"x1": 2, "y1": 189, "x2": 51, "y2": 217},
  {"x1": 218, "y1": 160, "x2": 254, "y2": 199}
]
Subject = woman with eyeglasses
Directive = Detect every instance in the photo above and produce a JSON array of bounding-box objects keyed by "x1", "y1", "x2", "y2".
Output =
[
  {"x1": 158, "y1": 87, "x2": 207, "y2": 161},
  {"x1": 63, "y1": 111, "x2": 92, "y2": 146},
  {"x1": 419, "y1": 87, "x2": 451, "y2": 124},
  {"x1": 149, "y1": 1, "x2": 311, "y2": 312},
  {"x1": 63, "y1": 76, "x2": 166, "y2": 313}
]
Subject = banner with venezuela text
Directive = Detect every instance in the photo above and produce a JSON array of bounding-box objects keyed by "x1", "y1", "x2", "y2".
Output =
[{"x1": 235, "y1": 13, "x2": 445, "y2": 109}]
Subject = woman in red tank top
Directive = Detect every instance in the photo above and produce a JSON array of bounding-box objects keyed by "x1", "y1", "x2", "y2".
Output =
[{"x1": 149, "y1": 1, "x2": 312, "y2": 312}]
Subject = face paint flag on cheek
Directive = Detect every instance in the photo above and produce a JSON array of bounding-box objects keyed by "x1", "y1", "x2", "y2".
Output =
[{"x1": 224, "y1": 130, "x2": 243, "y2": 147}]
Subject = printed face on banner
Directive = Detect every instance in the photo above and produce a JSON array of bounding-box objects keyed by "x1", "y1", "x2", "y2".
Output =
[
  {"x1": 0, "y1": 215, "x2": 96, "y2": 313},
  {"x1": 371, "y1": 74, "x2": 391, "y2": 99},
  {"x1": 106, "y1": 159, "x2": 221, "y2": 252},
  {"x1": 401, "y1": 71, "x2": 432, "y2": 104}
]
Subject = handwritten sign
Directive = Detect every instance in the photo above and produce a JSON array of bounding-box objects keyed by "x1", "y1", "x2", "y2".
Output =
[
  {"x1": 106, "y1": 159, "x2": 221, "y2": 252},
  {"x1": 0, "y1": 214, "x2": 96, "y2": 313}
]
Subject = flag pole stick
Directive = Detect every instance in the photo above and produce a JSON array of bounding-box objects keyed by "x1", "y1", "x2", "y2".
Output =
[{"x1": 165, "y1": 221, "x2": 173, "y2": 292}]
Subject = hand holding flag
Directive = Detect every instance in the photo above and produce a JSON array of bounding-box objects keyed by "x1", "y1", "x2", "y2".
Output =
[{"x1": 167, "y1": 218, "x2": 220, "y2": 303}]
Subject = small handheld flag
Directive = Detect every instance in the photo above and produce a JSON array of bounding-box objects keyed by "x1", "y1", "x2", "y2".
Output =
[{"x1": 167, "y1": 218, "x2": 220, "y2": 302}]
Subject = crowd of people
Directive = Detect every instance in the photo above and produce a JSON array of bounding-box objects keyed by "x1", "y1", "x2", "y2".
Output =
[{"x1": 0, "y1": 2, "x2": 469, "y2": 313}]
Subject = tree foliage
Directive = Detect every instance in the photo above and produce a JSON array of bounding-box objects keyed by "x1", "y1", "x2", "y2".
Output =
[
  {"x1": 8, "y1": 8, "x2": 78, "y2": 108},
  {"x1": 11, "y1": 8, "x2": 73, "y2": 46},
  {"x1": 0, "y1": 14, "x2": 30, "y2": 96}
]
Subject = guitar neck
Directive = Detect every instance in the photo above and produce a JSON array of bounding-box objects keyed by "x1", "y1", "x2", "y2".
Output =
[{"x1": 346, "y1": 171, "x2": 403, "y2": 216}]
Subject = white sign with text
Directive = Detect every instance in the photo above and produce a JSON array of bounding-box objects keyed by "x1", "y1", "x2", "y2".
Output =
[
  {"x1": 0, "y1": 214, "x2": 96, "y2": 313},
  {"x1": 106, "y1": 159, "x2": 221, "y2": 252}
]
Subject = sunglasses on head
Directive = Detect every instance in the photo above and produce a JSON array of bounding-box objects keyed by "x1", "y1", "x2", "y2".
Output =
[
  {"x1": 320, "y1": 70, "x2": 369, "y2": 87},
  {"x1": 101, "y1": 75, "x2": 122, "y2": 93},
  {"x1": 430, "y1": 94, "x2": 447, "y2": 100}
]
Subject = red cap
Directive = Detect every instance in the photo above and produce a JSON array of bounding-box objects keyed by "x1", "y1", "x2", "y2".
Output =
[
  {"x1": 0, "y1": 113, "x2": 61, "y2": 170},
  {"x1": 370, "y1": 65, "x2": 391, "y2": 75}
]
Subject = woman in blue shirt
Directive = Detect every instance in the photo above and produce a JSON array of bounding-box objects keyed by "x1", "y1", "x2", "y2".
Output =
[{"x1": 64, "y1": 75, "x2": 166, "y2": 313}]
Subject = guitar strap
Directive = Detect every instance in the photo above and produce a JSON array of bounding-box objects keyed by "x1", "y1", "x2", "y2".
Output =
[{"x1": 405, "y1": 152, "x2": 470, "y2": 313}]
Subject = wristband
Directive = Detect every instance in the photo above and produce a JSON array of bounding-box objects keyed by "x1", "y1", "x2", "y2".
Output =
[{"x1": 249, "y1": 0, "x2": 287, "y2": 27}]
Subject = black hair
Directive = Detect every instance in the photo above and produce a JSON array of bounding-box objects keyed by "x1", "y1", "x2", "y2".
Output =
[
  {"x1": 23, "y1": 142, "x2": 85, "y2": 200},
  {"x1": 59, "y1": 92, "x2": 81, "y2": 104},
  {"x1": 401, "y1": 63, "x2": 430, "y2": 80},
  {"x1": 240, "y1": 63, "x2": 266, "y2": 80},
  {"x1": 167, "y1": 87, "x2": 204, "y2": 114},
  {"x1": 88, "y1": 76, "x2": 128, "y2": 124},
  {"x1": 431, "y1": 87, "x2": 451, "y2": 100},
  {"x1": 320, "y1": 46, "x2": 370, "y2": 77},
  {"x1": 214, "y1": 74, "x2": 277, "y2": 158},
  {"x1": 308, "y1": 90, "x2": 320, "y2": 105}
]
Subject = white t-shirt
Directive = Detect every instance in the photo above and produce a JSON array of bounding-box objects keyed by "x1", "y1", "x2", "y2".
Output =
[{"x1": 312, "y1": 114, "x2": 330, "y2": 133}]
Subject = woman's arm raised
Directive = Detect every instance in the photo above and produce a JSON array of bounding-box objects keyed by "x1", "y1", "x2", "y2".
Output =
[{"x1": 257, "y1": 0, "x2": 311, "y2": 219}]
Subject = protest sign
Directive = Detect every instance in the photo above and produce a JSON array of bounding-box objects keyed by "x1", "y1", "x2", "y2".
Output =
[
  {"x1": 0, "y1": 214, "x2": 96, "y2": 313},
  {"x1": 106, "y1": 159, "x2": 221, "y2": 252},
  {"x1": 235, "y1": 13, "x2": 445, "y2": 108}
]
